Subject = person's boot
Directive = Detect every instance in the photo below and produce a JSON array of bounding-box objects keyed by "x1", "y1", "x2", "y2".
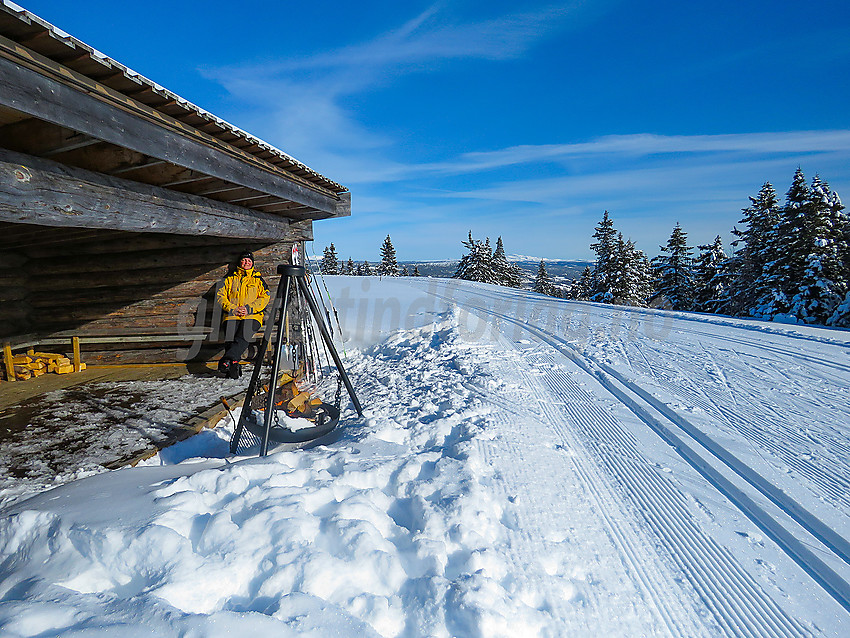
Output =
[
  {"x1": 217, "y1": 358, "x2": 231, "y2": 377},
  {"x1": 228, "y1": 360, "x2": 242, "y2": 379}
]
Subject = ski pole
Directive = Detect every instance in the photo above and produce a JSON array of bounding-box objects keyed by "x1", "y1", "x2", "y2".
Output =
[
  {"x1": 308, "y1": 242, "x2": 348, "y2": 354},
  {"x1": 306, "y1": 249, "x2": 333, "y2": 334}
]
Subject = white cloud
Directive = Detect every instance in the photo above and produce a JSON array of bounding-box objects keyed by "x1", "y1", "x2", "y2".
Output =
[
  {"x1": 313, "y1": 135, "x2": 850, "y2": 260},
  {"x1": 249, "y1": 2, "x2": 588, "y2": 75},
  {"x1": 202, "y1": 2, "x2": 596, "y2": 178},
  {"x1": 399, "y1": 131, "x2": 850, "y2": 178}
]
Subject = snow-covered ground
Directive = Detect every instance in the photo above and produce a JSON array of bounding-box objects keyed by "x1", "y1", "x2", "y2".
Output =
[{"x1": 1, "y1": 276, "x2": 849, "y2": 637}]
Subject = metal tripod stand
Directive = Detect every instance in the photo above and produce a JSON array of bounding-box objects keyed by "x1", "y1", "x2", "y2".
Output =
[{"x1": 229, "y1": 264, "x2": 362, "y2": 456}]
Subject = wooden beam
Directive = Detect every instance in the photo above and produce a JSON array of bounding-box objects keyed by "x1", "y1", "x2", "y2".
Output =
[
  {"x1": 0, "y1": 118, "x2": 89, "y2": 156},
  {"x1": 0, "y1": 148, "x2": 297, "y2": 241},
  {"x1": 2, "y1": 341, "x2": 15, "y2": 382},
  {"x1": 109, "y1": 159, "x2": 168, "y2": 175},
  {"x1": 0, "y1": 44, "x2": 347, "y2": 218},
  {"x1": 2, "y1": 228, "x2": 124, "y2": 250},
  {"x1": 229, "y1": 193, "x2": 277, "y2": 205},
  {"x1": 0, "y1": 124, "x2": 153, "y2": 175},
  {"x1": 255, "y1": 202, "x2": 318, "y2": 219},
  {"x1": 255, "y1": 201, "x2": 304, "y2": 213},
  {"x1": 161, "y1": 174, "x2": 213, "y2": 187},
  {"x1": 72, "y1": 336, "x2": 81, "y2": 372},
  {"x1": 41, "y1": 136, "x2": 102, "y2": 157},
  {"x1": 196, "y1": 184, "x2": 246, "y2": 196}
]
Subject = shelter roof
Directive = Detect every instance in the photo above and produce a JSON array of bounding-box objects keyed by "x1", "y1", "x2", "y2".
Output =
[{"x1": 0, "y1": 1, "x2": 349, "y2": 222}]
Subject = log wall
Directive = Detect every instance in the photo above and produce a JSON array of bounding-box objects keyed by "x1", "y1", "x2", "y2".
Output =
[{"x1": 0, "y1": 222, "x2": 312, "y2": 364}]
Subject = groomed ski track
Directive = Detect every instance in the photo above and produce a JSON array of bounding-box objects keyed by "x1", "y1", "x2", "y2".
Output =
[{"x1": 332, "y1": 277, "x2": 850, "y2": 637}]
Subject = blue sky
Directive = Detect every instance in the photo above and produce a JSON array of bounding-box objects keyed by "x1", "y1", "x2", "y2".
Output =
[{"x1": 19, "y1": 0, "x2": 850, "y2": 261}]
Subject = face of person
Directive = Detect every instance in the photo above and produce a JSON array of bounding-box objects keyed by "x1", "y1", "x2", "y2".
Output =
[{"x1": 240, "y1": 257, "x2": 254, "y2": 270}]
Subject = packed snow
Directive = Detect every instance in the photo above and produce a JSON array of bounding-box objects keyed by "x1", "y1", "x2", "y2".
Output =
[{"x1": 1, "y1": 276, "x2": 849, "y2": 637}]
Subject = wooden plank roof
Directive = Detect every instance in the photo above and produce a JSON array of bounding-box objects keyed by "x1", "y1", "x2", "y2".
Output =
[{"x1": 0, "y1": 1, "x2": 349, "y2": 224}]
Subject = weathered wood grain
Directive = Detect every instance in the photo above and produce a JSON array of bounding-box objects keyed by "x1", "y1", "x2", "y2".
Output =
[
  {"x1": 0, "y1": 149, "x2": 298, "y2": 240},
  {"x1": 0, "y1": 53, "x2": 347, "y2": 217}
]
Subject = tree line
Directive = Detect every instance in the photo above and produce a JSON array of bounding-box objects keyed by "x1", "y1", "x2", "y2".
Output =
[
  {"x1": 571, "y1": 168, "x2": 848, "y2": 327},
  {"x1": 453, "y1": 168, "x2": 848, "y2": 328},
  {"x1": 319, "y1": 168, "x2": 848, "y2": 328},
  {"x1": 318, "y1": 235, "x2": 421, "y2": 277}
]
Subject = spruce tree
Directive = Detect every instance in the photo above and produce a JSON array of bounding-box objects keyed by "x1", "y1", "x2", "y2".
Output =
[
  {"x1": 829, "y1": 187, "x2": 850, "y2": 326},
  {"x1": 651, "y1": 223, "x2": 695, "y2": 310},
  {"x1": 754, "y1": 168, "x2": 810, "y2": 318},
  {"x1": 607, "y1": 233, "x2": 628, "y2": 303},
  {"x1": 361, "y1": 260, "x2": 373, "y2": 276},
  {"x1": 584, "y1": 211, "x2": 651, "y2": 306},
  {"x1": 492, "y1": 236, "x2": 523, "y2": 288},
  {"x1": 693, "y1": 236, "x2": 728, "y2": 312},
  {"x1": 321, "y1": 243, "x2": 339, "y2": 275},
  {"x1": 378, "y1": 235, "x2": 399, "y2": 276},
  {"x1": 413, "y1": 265, "x2": 421, "y2": 277},
  {"x1": 572, "y1": 266, "x2": 593, "y2": 300},
  {"x1": 400, "y1": 265, "x2": 410, "y2": 276},
  {"x1": 611, "y1": 234, "x2": 653, "y2": 306},
  {"x1": 454, "y1": 231, "x2": 497, "y2": 283},
  {"x1": 533, "y1": 260, "x2": 553, "y2": 296},
  {"x1": 722, "y1": 182, "x2": 781, "y2": 316},
  {"x1": 345, "y1": 257, "x2": 355, "y2": 276},
  {"x1": 589, "y1": 211, "x2": 618, "y2": 302},
  {"x1": 785, "y1": 175, "x2": 848, "y2": 324}
]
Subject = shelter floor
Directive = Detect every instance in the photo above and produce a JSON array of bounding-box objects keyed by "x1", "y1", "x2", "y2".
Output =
[
  {"x1": 0, "y1": 364, "x2": 247, "y2": 507},
  {"x1": 1, "y1": 365, "x2": 203, "y2": 411}
]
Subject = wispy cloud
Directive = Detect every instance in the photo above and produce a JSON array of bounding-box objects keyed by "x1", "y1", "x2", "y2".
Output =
[
  {"x1": 316, "y1": 131, "x2": 850, "y2": 259},
  {"x1": 203, "y1": 2, "x2": 595, "y2": 175},
  {"x1": 401, "y1": 131, "x2": 850, "y2": 178},
  {"x1": 243, "y1": 2, "x2": 588, "y2": 76}
]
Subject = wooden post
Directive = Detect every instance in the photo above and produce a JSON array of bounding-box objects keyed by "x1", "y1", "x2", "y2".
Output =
[
  {"x1": 2, "y1": 342, "x2": 15, "y2": 382},
  {"x1": 72, "y1": 337, "x2": 82, "y2": 373}
]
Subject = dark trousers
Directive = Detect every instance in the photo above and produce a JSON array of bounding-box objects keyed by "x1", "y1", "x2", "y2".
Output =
[{"x1": 222, "y1": 319, "x2": 261, "y2": 362}]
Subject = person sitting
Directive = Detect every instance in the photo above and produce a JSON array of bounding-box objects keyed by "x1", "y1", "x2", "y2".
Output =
[{"x1": 216, "y1": 251, "x2": 270, "y2": 379}]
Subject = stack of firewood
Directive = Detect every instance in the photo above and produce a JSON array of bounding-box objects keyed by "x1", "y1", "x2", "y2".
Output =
[
  {"x1": 1, "y1": 351, "x2": 86, "y2": 381},
  {"x1": 268, "y1": 368, "x2": 323, "y2": 418}
]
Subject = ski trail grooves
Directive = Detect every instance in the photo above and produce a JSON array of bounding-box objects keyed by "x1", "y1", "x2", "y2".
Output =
[
  {"x1": 481, "y1": 305, "x2": 850, "y2": 616},
  {"x1": 425, "y1": 290, "x2": 829, "y2": 635},
  {"x1": 466, "y1": 341, "x2": 712, "y2": 636},
  {"x1": 610, "y1": 326, "x2": 850, "y2": 511},
  {"x1": 529, "y1": 350, "x2": 810, "y2": 638}
]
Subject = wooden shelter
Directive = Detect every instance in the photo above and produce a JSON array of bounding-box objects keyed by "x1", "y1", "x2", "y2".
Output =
[{"x1": 0, "y1": 3, "x2": 349, "y2": 368}]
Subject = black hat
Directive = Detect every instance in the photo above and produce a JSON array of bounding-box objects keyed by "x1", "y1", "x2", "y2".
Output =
[{"x1": 239, "y1": 251, "x2": 255, "y2": 262}]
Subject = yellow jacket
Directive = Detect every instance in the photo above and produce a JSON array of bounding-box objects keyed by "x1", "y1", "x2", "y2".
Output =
[{"x1": 216, "y1": 268, "x2": 271, "y2": 324}]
